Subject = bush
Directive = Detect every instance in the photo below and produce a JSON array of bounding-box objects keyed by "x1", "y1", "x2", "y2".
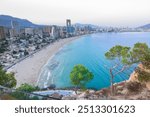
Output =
[
  {"x1": 17, "y1": 83, "x2": 39, "y2": 92},
  {"x1": 135, "y1": 68, "x2": 150, "y2": 82},
  {"x1": 0, "y1": 67, "x2": 16, "y2": 88},
  {"x1": 126, "y1": 81, "x2": 143, "y2": 93},
  {"x1": 0, "y1": 94, "x2": 16, "y2": 100},
  {"x1": 11, "y1": 84, "x2": 40, "y2": 100}
]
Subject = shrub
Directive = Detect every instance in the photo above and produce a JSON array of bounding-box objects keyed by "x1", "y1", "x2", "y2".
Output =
[
  {"x1": 17, "y1": 83, "x2": 39, "y2": 92},
  {"x1": 135, "y1": 68, "x2": 150, "y2": 82},
  {"x1": 126, "y1": 81, "x2": 143, "y2": 93},
  {"x1": 11, "y1": 84, "x2": 40, "y2": 100},
  {"x1": 0, "y1": 67, "x2": 16, "y2": 88},
  {"x1": 0, "y1": 94, "x2": 16, "y2": 100}
]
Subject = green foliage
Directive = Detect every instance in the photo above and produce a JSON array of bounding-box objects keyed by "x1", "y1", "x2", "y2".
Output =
[
  {"x1": 105, "y1": 42, "x2": 150, "y2": 88},
  {"x1": 141, "y1": 48, "x2": 150, "y2": 69},
  {"x1": 11, "y1": 91, "x2": 29, "y2": 100},
  {"x1": 11, "y1": 83, "x2": 39, "y2": 100},
  {"x1": 105, "y1": 43, "x2": 150, "y2": 65},
  {"x1": 70, "y1": 64, "x2": 94, "y2": 88},
  {"x1": 131, "y1": 43, "x2": 150, "y2": 82},
  {"x1": 105, "y1": 45, "x2": 131, "y2": 64},
  {"x1": 0, "y1": 67, "x2": 16, "y2": 88},
  {"x1": 142, "y1": 56, "x2": 150, "y2": 69},
  {"x1": 130, "y1": 43, "x2": 149, "y2": 64},
  {"x1": 17, "y1": 83, "x2": 39, "y2": 92},
  {"x1": 0, "y1": 94, "x2": 16, "y2": 100},
  {"x1": 135, "y1": 68, "x2": 150, "y2": 82}
]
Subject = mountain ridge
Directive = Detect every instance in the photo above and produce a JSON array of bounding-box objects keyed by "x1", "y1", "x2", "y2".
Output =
[
  {"x1": 1, "y1": 14, "x2": 150, "y2": 29},
  {"x1": 0, "y1": 15, "x2": 38, "y2": 28},
  {"x1": 137, "y1": 23, "x2": 150, "y2": 29}
]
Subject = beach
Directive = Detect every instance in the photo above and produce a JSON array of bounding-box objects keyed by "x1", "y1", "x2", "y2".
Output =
[{"x1": 7, "y1": 36, "x2": 81, "y2": 87}]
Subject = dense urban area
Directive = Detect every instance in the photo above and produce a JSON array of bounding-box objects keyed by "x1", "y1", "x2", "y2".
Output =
[{"x1": 0, "y1": 18, "x2": 148, "y2": 70}]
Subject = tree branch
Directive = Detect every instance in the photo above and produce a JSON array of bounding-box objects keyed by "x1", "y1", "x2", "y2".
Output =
[
  {"x1": 113, "y1": 65, "x2": 129, "y2": 77},
  {"x1": 112, "y1": 63, "x2": 120, "y2": 70}
]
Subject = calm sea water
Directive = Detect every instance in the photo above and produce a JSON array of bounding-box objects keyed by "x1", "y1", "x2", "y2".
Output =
[{"x1": 38, "y1": 32, "x2": 150, "y2": 90}]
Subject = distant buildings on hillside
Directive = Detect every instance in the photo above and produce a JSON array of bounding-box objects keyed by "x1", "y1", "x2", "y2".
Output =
[
  {"x1": 0, "y1": 19, "x2": 98, "y2": 41},
  {"x1": 1, "y1": 19, "x2": 147, "y2": 41}
]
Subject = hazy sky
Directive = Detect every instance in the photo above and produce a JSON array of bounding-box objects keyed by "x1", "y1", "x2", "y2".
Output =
[{"x1": 0, "y1": 0, "x2": 150, "y2": 27}]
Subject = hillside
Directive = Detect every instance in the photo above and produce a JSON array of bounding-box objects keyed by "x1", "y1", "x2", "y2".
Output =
[
  {"x1": 137, "y1": 24, "x2": 150, "y2": 29},
  {"x1": 0, "y1": 15, "x2": 38, "y2": 28}
]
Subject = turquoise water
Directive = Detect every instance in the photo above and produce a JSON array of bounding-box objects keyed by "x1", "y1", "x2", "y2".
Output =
[{"x1": 38, "y1": 32, "x2": 150, "y2": 90}]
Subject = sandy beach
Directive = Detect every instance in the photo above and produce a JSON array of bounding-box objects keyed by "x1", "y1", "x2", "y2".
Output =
[{"x1": 7, "y1": 36, "x2": 81, "y2": 87}]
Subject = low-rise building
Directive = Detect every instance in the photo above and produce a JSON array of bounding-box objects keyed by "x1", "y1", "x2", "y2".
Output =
[
  {"x1": 9, "y1": 28, "x2": 19, "y2": 37},
  {"x1": 25, "y1": 28, "x2": 34, "y2": 35},
  {"x1": 59, "y1": 26, "x2": 67, "y2": 38},
  {"x1": 34, "y1": 28, "x2": 43, "y2": 38},
  {"x1": 42, "y1": 26, "x2": 52, "y2": 37}
]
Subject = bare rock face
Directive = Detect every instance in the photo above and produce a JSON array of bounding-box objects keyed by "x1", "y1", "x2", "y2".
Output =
[
  {"x1": 97, "y1": 88, "x2": 111, "y2": 97},
  {"x1": 146, "y1": 82, "x2": 150, "y2": 90},
  {"x1": 116, "y1": 85, "x2": 124, "y2": 91},
  {"x1": 76, "y1": 90, "x2": 95, "y2": 100},
  {"x1": 129, "y1": 71, "x2": 139, "y2": 82},
  {"x1": 77, "y1": 92, "x2": 88, "y2": 99},
  {"x1": 120, "y1": 89, "x2": 129, "y2": 95},
  {"x1": 62, "y1": 80, "x2": 150, "y2": 100},
  {"x1": 50, "y1": 93, "x2": 63, "y2": 99},
  {"x1": 88, "y1": 90, "x2": 95, "y2": 94},
  {"x1": 62, "y1": 96, "x2": 77, "y2": 100},
  {"x1": 62, "y1": 89, "x2": 108, "y2": 100}
]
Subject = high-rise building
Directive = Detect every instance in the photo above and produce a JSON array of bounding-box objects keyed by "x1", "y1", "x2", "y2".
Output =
[
  {"x1": 0, "y1": 26, "x2": 5, "y2": 40},
  {"x1": 59, "y1": 26, "x2": 67, "y2": 38},
  {"x1": 9, "y1": 29, "x2": 18, "y2": 37},
  {"x1": 51, "y1": 25, "x2": 59, "y2": 39},
  {"x1": 42, "y1": 26, "x2": 52, "y2": 37},
  {"x1": 4, "y1": 27, "x2": 10, "y2": 37},
  {"x1": 10, "y1": 20, "x2": 20, "y2": 37},
  {"x1": 66, "y1": 19, "x2": 71, "y2": 27},
  {"x1": 66, "y1": 19, "x2": 74, "y2": 35}
]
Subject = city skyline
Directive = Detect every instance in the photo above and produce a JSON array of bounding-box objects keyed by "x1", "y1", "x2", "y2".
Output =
[{"x1": 0, "y1": 0, "x2": 150, "y2": 27}]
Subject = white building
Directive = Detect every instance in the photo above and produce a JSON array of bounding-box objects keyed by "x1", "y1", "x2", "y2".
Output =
[
  {"x1": 51, "y1": 25, "x2": 59, "y2": 39},
  {"x1": 25, "y1": 28, "x2": 34, "y2": 35}
]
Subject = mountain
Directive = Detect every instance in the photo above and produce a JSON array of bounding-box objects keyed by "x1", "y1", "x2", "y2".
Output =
[
  {"x1": 0, "y1": 15, "x2": 38, "y2": 28},
  {"x1": 137, "y1": 24, "x2": 150, "y2": 29}
]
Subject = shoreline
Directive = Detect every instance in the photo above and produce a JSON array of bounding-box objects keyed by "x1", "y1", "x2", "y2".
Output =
[{"x1": 7, "y1": 36, "x2": 83, "y2": 87}]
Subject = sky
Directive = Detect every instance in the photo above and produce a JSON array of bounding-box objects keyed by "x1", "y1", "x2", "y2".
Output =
[{"x1": 0, "y1": 0, "x2": 150, "y2": 27}]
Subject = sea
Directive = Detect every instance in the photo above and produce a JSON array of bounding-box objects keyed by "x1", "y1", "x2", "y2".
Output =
[{"x1": 37, "y1": 32, "x2": 150, "y2": 90}]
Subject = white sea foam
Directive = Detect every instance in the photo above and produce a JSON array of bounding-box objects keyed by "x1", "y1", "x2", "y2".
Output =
[
  {"x1": 47, "y1": 71, "x2": 51, "y2": 80},
  {"x1": 37, "y1": 47, "x2": 64, "y2": 88}
]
